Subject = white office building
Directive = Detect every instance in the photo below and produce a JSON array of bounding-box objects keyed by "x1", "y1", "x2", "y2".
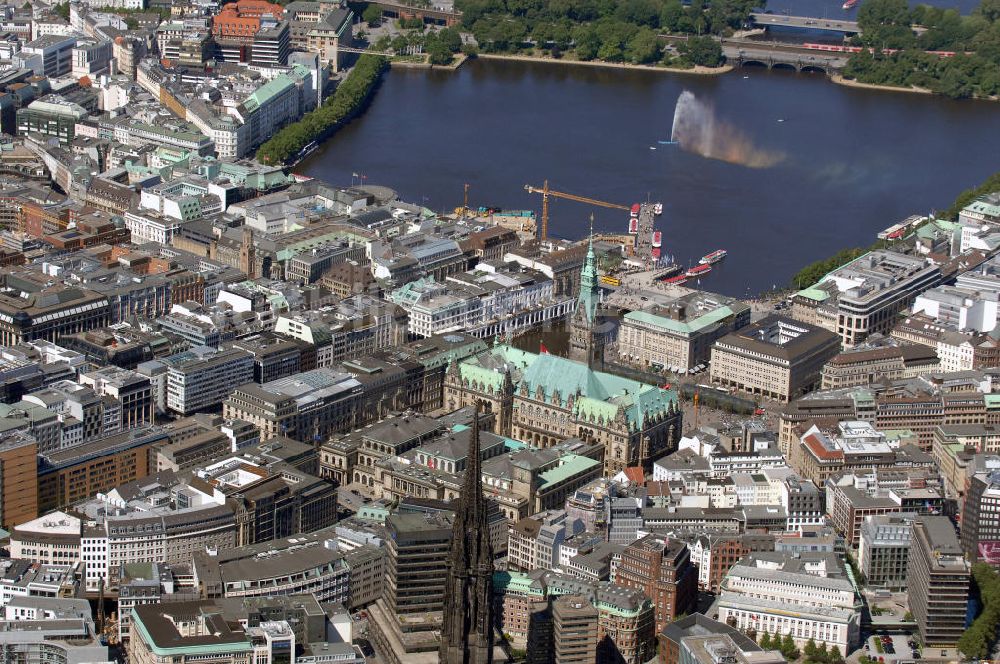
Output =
[{"x1": 715, "y1": 552, "x2": 861, "y2": 653}]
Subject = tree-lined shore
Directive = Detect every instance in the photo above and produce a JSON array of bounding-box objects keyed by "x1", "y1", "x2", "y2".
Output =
[{"x1": 256, "y1": 55, "x2": 389, "y2": 165}]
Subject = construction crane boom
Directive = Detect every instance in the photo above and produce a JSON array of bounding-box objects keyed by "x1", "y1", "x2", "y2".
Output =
[{"x1": 524, "y1": 181, "x2": 630, "y2": 242}]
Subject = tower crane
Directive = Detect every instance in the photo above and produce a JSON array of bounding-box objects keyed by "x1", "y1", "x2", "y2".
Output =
[{"x1": 524, "y1": 181, "x2": 630, "y2": 242}]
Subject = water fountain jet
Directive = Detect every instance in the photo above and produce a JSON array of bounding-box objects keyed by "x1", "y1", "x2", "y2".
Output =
[{"x1": 671, "y1": 90, "x2": 785, "y2": 169}]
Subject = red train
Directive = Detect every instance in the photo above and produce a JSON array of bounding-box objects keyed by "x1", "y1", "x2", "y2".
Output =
[{"x1": 802, "y1": 42, "x2": 958, "y2": 58}]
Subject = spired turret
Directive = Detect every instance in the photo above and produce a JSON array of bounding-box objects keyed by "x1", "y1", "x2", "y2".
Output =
[{"x1": 438, "y1": 402, "x2": 495, "y2": 664}]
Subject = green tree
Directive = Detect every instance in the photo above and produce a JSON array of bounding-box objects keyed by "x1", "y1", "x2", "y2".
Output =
[
  {"x1": 437, "y1": 26, "x2": 463, "y2": 52},
  {"x1": 615, "y1": 0, "x2": 660, "y2": 28},
  {"x1": 803, "y1": 638, "x2": 818, "y2": 661},
  {"x1": 857, "y1": 0, "x2": 916, "y2": 48},
  {"x1": 759, "y1": 632, "x2": 772, "y2": 649},
  {"x1": 976, "y1": 0, "x2": 1000, "y2": 22},
  {"x1": 362, "y1": 4, "x2": 382, "y2": 25},
  {"x1": 780, "y1": 633, "x2": 800, "y2": 661},
  {"x1": 597, "y1": 40, "x2": 624, "y2": 61},
  {"x1": 829, "y1": 645, "x2": 844, "y2": 664},
  {"x1": 256, "y1": 55, "x2": 389, "y2": 165},
  {"x1": 791, "y1": 246, "x2": 867, "y2": 288},
  {"x1": 689, "y1": 0, "x2": 708, "y2": 34},
  {"x1": 931, "y1": 61, "x2": 974, "y2": 98},
  {"x1": 678, "y1": 35, "x2": 722, "y2": 66},
  {"x1": 572, "y1": 24, "x2": 601, "y2": 59},
  {"x1": 426, "y1": 40, "x2": 454, "y2": 64},
  {"x1": 958, "y1": 563, "x2": 1000, "y2": 660},
  {"x1": 705, "y1": 0, "x2": 758, "y2": 34},
  {"x1": 390, "y1": 34, "x2": 409, "y2": 53},
  {"x1": 660, "y1": 0, "x2": 692, "y2": 33},
  {"x1": 625, "y1": 27, "x2": 660, "y2": 63}
]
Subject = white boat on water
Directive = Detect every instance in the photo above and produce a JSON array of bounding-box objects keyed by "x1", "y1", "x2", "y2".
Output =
[{"x1": 699, "y1": 249, "x2": 728, "y2": 265}]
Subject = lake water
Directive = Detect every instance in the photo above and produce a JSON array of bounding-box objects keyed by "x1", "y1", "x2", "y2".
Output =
[{"x1": 301, "y1": 58, "x2": 1000, "y2": 296}]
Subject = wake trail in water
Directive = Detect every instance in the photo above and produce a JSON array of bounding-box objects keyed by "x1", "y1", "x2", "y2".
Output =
[{"x1": 671, "y1": 91, "x2": 785, "y2": 169}]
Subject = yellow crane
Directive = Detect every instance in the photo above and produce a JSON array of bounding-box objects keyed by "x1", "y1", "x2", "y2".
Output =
[{"x1": 524, "y1": 180, "x2": 630, "y2": 242}]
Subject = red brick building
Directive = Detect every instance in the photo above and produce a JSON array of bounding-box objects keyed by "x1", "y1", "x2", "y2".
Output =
[
  {"x1": 212, "y1": 0, "x2": 285, "y2": 43},
  {"x1": 613, "y1": 534, "x2": 698, "y2": 633}
]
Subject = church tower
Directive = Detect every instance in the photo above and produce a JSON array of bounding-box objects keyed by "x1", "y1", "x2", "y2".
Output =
[
  {"x1": 240, "y1": 226, "x2": 256, "y2": 279},
  {"x1": 439, "y1": 403, "x2": 495, "y2": 664},
  {"x1": 569, "y1": 217, "x2": 601, "y2": 367}
]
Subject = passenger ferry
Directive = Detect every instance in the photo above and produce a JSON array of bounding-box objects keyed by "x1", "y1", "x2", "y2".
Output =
[
  {"x1": 686, "y1": 264, "x2": 712, "y2": 278},
  {"x1": 699, "y1": 249, "x2": 727, "y2": 265}
]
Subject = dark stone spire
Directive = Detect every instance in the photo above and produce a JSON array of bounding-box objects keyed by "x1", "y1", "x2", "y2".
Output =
[{"x1": 439, "y1": 402, "x2": 495, "y2": 664}]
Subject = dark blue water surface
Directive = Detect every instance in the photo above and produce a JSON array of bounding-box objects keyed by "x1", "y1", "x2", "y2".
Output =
[{"x1": 302, "y1": 58, "x2": 1000, "y2": 296}]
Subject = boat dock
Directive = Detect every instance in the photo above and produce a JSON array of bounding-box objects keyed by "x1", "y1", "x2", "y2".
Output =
[
  {"x1": 633, "y1": 203, "x2": 658, "y2": 265},
  {"x1": 653, "y1": 264, "x2": 684, "y2": 280}
]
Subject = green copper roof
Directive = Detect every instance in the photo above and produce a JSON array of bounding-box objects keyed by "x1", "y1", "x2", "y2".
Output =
[
  {"x1": 537, "y1": 453, "x2": 601, "y2": 488},
  {"x1": 520, "y1": 352, "x2": 676, "y2": 426},
  {"x1": 852, "y1": 389, "x2": 875, "y2": 406},
  {"x1": 390, "y1": 276, "x2": 435, "y2": 307},
  {"x1": 458, "y1": 344, "x2": 676, "y2": 427},
  {"x1": 357, "y1": 505, "x2": 389, "y2": 523},
  {"x1": 492, "y1": 344, "x2": 538, "y2": 369},
  {"x1": 594, "y1": 597, "x2": 650, "y2": 619},
  {"x1": 578, "y1": 238, "x2": 599, "y2": 324},
  {"x1": 493, "y1": 571, "x2": 545, "y2": 596},
  {"x1": 965, "y1": 197, "x2": 1000, "y2": 217},
  {"x1": 796, "y1": 286, "x2": 831, "y2": 302},
  {"x1": 916, "y1": 218, "x2": 959, "y2": 240},
  {"x1": 624, "y1": 305, "x2": 737, "y2": 335},
  {"x1": 575, "y1": 396, "x2": 618, "y2": 424},
  {"x1": 243, "y1": 74, "x2": 296, "y2": 114},
  {"x1": 458, "y1": 362, "x2": 506, "y2": 391},
  {"x1": 881, "y1": 429, "x2": 916, "y2": 442}
]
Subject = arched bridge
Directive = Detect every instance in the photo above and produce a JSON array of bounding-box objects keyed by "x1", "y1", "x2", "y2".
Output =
[
  {"x1": 721, "y1": 39, "x2": 849, "y2": 73},
  {"x1": 660, "y1": 35, "x2": 849, "y2": 73}
]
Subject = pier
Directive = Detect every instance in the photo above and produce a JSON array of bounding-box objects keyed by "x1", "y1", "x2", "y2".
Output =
[{"x1": 634, "y1": 203, "x2": 658, "y2": 266}]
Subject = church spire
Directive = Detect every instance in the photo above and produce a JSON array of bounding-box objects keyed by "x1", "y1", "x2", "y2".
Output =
[{"x1": 439, "y1": 403, "x2": 494, "y2": 664}]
